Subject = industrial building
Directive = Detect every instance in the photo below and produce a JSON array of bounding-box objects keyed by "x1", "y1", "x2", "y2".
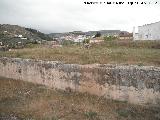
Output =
[{"x1": 133, "y1": 21, "x2": 160, "y2": 40}]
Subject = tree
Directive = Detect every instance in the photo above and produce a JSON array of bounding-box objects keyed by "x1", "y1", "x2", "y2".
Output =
[{"x1": 94, "y1": 32, "x2": 101, "y2": 38}]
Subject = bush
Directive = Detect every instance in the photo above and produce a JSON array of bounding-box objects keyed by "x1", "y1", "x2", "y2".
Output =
[
  {"x1": 84, "y1": 111, "x2": 98, "y2": 119},
  {"x1": 62, "y1": 40, "x2": 74, "y2": 46},
  {"x1": 26, "y1": 43, "x2": 39, "y2": 48},
  {"x1": 104, "y1": 36, "x2": 117, "y2": 41},
  {"x1": 94, "y1": 32, "x2": 101, "y2": 37},
  {"x1": 116, "y1": 108, "x2": 131, "y2": 118},
  {"x1": 83, "y1": 39, "x2": 90, "y2": 44}
]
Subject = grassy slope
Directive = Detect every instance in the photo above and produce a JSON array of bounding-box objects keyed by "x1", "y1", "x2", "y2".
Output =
[
  {"x1": 0, "y1": 78, "x2": 159, "y2": 120},
  {"x1": 0, "y1": 40, "x2": 160, "y2": 66}
]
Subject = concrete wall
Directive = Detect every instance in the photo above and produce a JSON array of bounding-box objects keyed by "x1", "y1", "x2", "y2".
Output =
[
  {"x1": 138, "y1": 21, "x2": 160, "y2": 40},
  {"x1": 0, "y1": 57, "x2": 160, "y2": 106}
]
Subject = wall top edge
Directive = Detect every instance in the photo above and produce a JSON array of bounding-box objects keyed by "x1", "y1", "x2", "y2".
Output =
[{"x1": 0, "y1": 57, "x2": 160, "y2": 70}]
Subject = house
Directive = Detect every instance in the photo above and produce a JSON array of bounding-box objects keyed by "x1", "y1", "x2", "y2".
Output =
[
  {"x1": 45, "y1": 41, "x2": 62, "y2": 48},
  {"x1": 73, "y1": 35, "x2": 86, "y2": 43},
  {"x1": 89, "y1": 37, "x2": 104, "y2": 44},
  {"x1": 133, "y1": 21, "x2": 160, "y2": 40},
  {"x1": 18, "y1": 35, "x2": 23, "y2": 38},
  {"x1": 61, "y1": 34, "x2": 86, "y2": 43},
  {"x1": 119, "y1": 32, "x2": 133, "y2": 40},
  {"x1": 90, "y1": 39, "x2": 104, "y2": 43},
  {"x1": 100, "y1": 30, "x2": 121, "y2": 37},
  {"x1": 85, "y1": 30, "x2": 121, "y2": 37},
  {"x1": 20, "y1": 37, "x2": 27, "y2": 40},
  {"x1": 14, "y1": 34, "x2": 23, "y2": 38}
]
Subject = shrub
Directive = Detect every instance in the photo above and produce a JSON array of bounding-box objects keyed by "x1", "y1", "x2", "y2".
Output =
[
  {"x1": 83, "y1": 39, "x2": 90, "y2": 44},
  {"x1": 104, "y1": 36, "x2": 117, "y2": 41},
  {"x1": 62, "y1": 40, "x2": 74, "y2": 46},
  {"x1": 94, "y1": 32, "x2": 101, "y2": 37},
  {"x1": 84, "y1": 111, "x2": 98, "y2": 119},
  {"x1": 117, "y1": 108, "x2": 130, "y2": 118}
]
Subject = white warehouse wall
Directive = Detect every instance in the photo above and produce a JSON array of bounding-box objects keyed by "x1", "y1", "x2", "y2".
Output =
[{"x1": 138, "y1": 21, "x2": 160, "y2": 40}]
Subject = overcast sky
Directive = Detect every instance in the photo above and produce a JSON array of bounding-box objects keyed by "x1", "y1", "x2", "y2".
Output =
[{"x1": 0, "y1": 0, "x2": 160, "y2": 33}]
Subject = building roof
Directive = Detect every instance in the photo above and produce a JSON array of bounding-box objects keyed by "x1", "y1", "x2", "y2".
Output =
[{"x1": 119, "y1": 32, "x2": 133, "y2": 37}]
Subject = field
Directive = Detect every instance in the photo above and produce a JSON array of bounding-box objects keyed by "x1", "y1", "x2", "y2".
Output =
[
  {"x1": 0, "y1": 78, "x2": 160, "y2": 120},
  {"x1": 0, "y1": 40, "x2": 160, "y2": 66}
]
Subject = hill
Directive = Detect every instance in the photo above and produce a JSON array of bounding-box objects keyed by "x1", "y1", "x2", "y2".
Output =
[{"x1": 0, "y1": 24, "x2": 52, "y2": 48}]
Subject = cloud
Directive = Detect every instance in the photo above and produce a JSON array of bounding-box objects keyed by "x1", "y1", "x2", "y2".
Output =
[{"x1": 0, "y1": 0, "x2": 160, "y2": 33}]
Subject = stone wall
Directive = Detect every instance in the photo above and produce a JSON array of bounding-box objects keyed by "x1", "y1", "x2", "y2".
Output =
[{"x1": 0, "y1": 57, "x2": 160, "y2": 106}]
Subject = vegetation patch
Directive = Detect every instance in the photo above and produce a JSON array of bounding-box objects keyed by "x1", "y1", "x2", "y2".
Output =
[
  {"x1": 84, "y1": 111, "x2": 98, "y2": 119},
  {"x1": 0, "y1": 40, "x2": 160, "y2": 66},
  {"x1": 116, "y1": 108, "x2": 131, "y2": 118},
  {"x1": 104, "y1": 36, "x2": 117, "y2": 41}
]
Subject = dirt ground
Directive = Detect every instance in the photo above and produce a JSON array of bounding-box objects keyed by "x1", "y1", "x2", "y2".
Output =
[{"x1": 0, "y1": 78, "x2": 160, "y2": 120}]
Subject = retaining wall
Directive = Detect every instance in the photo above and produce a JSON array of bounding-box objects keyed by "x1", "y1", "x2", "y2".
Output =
[{"x1": 0, "y1": 57, "x2": 160, "y2": 105}]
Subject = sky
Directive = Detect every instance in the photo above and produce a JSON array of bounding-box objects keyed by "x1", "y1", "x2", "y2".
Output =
[{"x1": 0, "y1": 0, "x2": 160, "y2": 33}]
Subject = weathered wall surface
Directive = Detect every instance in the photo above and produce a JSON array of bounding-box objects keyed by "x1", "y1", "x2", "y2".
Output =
[{"x1": 0, "y1": 57, "x2": 160, "y2": 106}]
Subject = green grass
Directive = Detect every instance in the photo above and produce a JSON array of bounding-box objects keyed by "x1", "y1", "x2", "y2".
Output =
[
  {"x1": 0, "y1": 40, "x2": 160, "y2": 66},
  {"x1": 84, "y1": 111, "x2": 98, "y2": 120},
  {"x1": 116, "y1": 108, "x2": 131, "y2": 118},
  {"x1": 0, "y1": 78, "x2": 160, "y2": 120}
]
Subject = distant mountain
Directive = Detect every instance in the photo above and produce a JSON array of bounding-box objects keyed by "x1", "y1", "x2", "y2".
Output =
[
  {"x1": 85, "y1": 30, "x2": 121, "y2": 36},
  {"x1": 48, "y1": 31, "x2": 85, "y2": 38},
  {"x1": 48, "y1": 33, "x2": 69, "y2": 38},
  {"x1": 49, "y1": 30, "x2": 121, "y2": 38}
]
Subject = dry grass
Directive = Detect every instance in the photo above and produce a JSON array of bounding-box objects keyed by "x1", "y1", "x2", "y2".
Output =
[
  {"x1": 0, "y1": 40, "x2": 160, "y2": 66},
  {"x1": 0, "y1": 78, "x2": 160, "y2": 120}
]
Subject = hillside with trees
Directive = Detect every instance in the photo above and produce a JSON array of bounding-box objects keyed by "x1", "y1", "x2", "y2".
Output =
[{"x1": 0, "y1": 24, "x2": 52, "y2": 48}]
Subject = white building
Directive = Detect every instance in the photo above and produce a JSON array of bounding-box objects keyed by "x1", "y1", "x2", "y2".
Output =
[
  {"x1": 18, "y1": 35, "x2": 23, "y2": 38},
  {"x1": 20, "y1": 37, "x2": 27, "y2": 40},
  {"x1": 134, "y1": 21, "x2": 160, "y2": 40},
  {"x1": 74, "y1": 35, "x2": 86, "y2": 43}
]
